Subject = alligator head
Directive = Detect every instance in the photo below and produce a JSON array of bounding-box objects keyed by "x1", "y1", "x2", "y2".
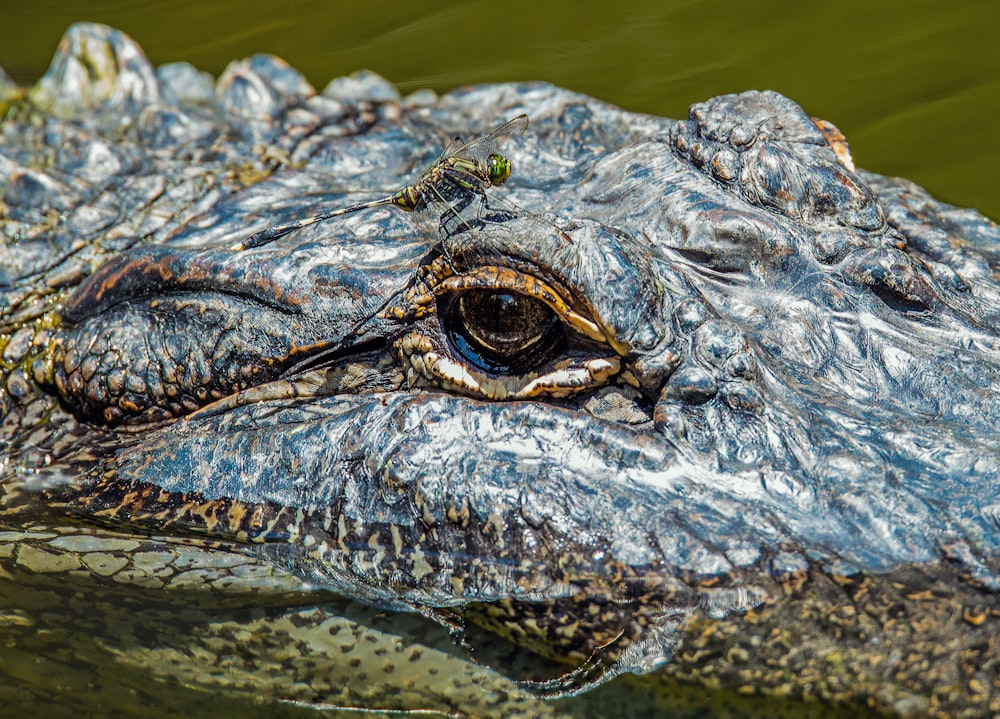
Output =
[{"x1": 3, "y1": 22, "x2": 1000, "y2": 715}]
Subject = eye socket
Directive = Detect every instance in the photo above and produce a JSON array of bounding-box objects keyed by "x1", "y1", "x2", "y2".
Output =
[{"x1": 443, "y1": 289, "x2": 564, "y2": 374}]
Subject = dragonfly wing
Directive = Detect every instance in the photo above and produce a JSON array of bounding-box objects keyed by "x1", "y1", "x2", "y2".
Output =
[
  {"x1": 423, "y1": 179, "x2": 484, "y2": 237},
  {"x1": 436, "y1": 136, "x2": 465, "y2": 162},
  {"x1": 453, "y1": 114, "x2": 529, "y2": 165}
]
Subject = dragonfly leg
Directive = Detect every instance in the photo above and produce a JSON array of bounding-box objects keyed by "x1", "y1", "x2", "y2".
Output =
[{"x1": 438, "y1": 190, "x2": 487, "y2": 238}]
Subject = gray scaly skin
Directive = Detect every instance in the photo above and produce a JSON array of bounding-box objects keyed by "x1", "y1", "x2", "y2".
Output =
[{"x1": 3, "y1": 22, "x2": 1000, "y2": 719}]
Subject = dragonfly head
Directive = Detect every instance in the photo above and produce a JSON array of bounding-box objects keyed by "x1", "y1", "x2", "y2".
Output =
[{"x1": 486, "y1": 152, "x2": 513, "y2": 186}]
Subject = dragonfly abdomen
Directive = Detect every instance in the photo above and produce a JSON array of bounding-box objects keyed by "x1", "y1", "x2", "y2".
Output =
[{"x1": 393, "y1": 185, "x2": 421, "y2": 212}]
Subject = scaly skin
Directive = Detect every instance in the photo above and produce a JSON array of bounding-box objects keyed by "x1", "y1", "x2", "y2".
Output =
[{"x1": 3, "y1": 22, "x2": 1000, "y2": 719}]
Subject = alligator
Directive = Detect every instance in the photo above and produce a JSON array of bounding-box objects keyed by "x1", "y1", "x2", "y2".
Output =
[{"x1": 2, "y1": 22, "x2": 1000, "y2": 719}]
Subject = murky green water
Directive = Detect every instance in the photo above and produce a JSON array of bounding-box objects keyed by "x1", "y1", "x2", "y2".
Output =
[
  {"x1": 1, "y1": 0, "x2": 997, "y2": 220},
  {"x1": 1, "y1": 3, "x2": 997, "y2": 717}
]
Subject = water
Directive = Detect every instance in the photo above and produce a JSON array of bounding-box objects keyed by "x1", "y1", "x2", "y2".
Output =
[
  {"x1": 0, "y1": 0, "x2": 997, "y2": 220},
  {"x1": 0, "y1": 511, "x2": 860, "y2": 718}
]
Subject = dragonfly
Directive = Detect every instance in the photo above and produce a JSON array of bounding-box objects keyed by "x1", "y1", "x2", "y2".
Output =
[{"x1": 232, "y1": 114, "x2": 529, "y2": 251}]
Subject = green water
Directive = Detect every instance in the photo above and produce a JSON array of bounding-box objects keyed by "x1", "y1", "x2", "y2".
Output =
[{"x1": 1, "y1": 0, "x2": 997, "y2": 220}]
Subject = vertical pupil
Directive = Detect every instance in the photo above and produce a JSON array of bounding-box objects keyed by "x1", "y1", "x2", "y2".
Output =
[
  {"x1": 478, "y1": 292, "x2": 515, "y2": 330},
  {"x1": 458, "y1": 292, "x2": 529, "y2": 342}
]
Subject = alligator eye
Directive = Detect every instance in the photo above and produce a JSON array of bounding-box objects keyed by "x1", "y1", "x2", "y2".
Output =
[{"x1": 444, "y1": 289, "x2": 563, "y2": 373}]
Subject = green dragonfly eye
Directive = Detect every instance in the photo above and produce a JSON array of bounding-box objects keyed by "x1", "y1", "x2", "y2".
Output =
[{"x1": 486, "y1": 152, "x2": 512, "y2": 186}]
